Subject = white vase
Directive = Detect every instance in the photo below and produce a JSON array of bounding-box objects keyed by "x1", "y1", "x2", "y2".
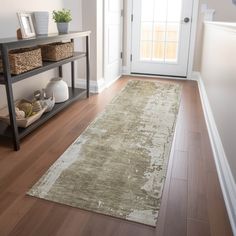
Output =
[
  {"x1": 45, "y1": 78, "x2": 69, "y2": 103},
  {"x1": 57, "y1": 22, "x2": 69, "y2": 34},
  {"x1": 33, "y1": 11, "x2": 49, "y2": 35}
]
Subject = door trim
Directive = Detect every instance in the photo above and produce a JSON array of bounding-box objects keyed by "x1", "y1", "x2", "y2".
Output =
[
  {"x1": 104, "y1": 0, "x2": 123, "y2": 86},
  {"x1": 124, "y1": 0, "x2": 200, "y2": 79}
]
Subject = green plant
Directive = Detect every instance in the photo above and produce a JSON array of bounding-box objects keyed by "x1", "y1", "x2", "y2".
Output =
[{"x1": 52, "y1": 9, "x2": 72, "y2": 23}]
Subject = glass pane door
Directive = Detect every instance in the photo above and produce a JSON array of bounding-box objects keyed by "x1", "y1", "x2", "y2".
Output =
[{"x1": 140, "y1": 0, "x2": 182, "y2": 63}]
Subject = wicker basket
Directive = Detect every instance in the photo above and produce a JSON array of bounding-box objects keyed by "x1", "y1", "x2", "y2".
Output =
[
  {"x1": 40, "y1": 42, "x2": 74, "y2": 61},
  {"x1": 0, "y1": 100, "x2": 46, "y2": 128},
  {"x1": 0, "y1": 47, "x2": 42, "y2": 75}
]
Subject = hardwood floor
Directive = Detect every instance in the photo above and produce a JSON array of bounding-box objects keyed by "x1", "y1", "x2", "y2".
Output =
[{"x1": 0, "y1": 76, "x2": 233, "y2": 236}]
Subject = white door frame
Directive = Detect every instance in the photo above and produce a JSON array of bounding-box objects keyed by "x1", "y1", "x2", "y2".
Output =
[
  {"x1": 123, "y1": 0, "x2": 200, "y2": 79},
  {"x1": 104, "y1": 0, "x2": 123, "y2": 88}
]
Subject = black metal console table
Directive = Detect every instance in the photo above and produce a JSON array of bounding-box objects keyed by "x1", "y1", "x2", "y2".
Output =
[{"x1": 0, "y1": 31, "x2": 91, "y2": 151}]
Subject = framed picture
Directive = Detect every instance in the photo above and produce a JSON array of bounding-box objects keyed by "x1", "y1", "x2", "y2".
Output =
[{"x1": 17, "y1": 12, "x2": 36, "y2": 38}]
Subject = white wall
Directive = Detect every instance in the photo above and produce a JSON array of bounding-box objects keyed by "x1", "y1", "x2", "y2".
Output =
[
  {"x1": 200, "y1": 22, "x2": 236, "y2": 181},
  {"x1": 193, "y1": 0, "x2": 236, "y2": 70},
  {"x1": 62, "y1": 0, "x2": 84, "y2": 82},
  {"x1": 0, "y1": 0, "x2": 62, "y2": 38},
  {"x1": 0, "y1": 0, "x2": 64, "y2": 109},
  {"x1": 82, "y1": 0, "x2": 104, "y2": 82},
  {"x1": 200, "y1": 22, "x2": 236, "y2": 233},
  {"x1": 0, "y1": 0, "x2": 84, "y2": 109},
  {"x1": 204, "y1": 0, "x2": 236, "y2": 21},
  {"x1": 81, "y1": 0, "x2": 96, "y2": 82},
  {"x1": 96, "y1": 0, "x2": 104, "y2": 83}
]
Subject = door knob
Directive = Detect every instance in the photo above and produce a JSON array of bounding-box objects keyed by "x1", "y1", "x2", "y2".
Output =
[{"x1": 183, "y1": 17, "x2": 190, "y2": 23}]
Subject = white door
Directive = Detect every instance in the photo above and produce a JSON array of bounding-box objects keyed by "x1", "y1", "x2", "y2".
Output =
[
  {"x1": 104, "y1": 0, "x2": 123, "y2": 85},
  {"x1": 131, "y1": 0, "x2": 193, "y2": 77}
]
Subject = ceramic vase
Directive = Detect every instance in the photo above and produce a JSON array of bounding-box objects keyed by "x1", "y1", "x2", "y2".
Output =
[
  {"x1": 45, "y1": 78, "x2": 69, "y2": 103},
  {"x1": 33, "y1": 11, "x2": 49, "y2": 35}
]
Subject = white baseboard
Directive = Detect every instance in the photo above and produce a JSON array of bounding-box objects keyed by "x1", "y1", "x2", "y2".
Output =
[
  {"x1": 105, "y1": 75, "x2": 122, "y2": 89},
  {"x1": 197, "y1": 72, "x2": 236, "y2": 235},
  {"x1": 122, "y1": 66, "x2": 130, "y2": 75},
  {"x1": 75, "y1": 78, "x2": 106, "y2": 93},
  {"x1": 189, "y1": 71, "x2": 201, "y2": 81},
  {"x1": 75, "y1": 75, "x2": 121, "y2": 94}
]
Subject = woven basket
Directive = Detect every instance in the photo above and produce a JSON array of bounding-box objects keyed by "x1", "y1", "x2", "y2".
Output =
[
  {"x1": 0, "y1": 100, "x2": 46, "y2": 128},
  {"x1": 0, "y1": 47, "x2": 42, "y2": 75},
  {"x1": 40, "y1": 42, "x2": 74, "y2": 61}
]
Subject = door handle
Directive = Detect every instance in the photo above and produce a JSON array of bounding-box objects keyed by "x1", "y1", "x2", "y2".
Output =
[{"x1": 183, "y1": 17, "x2": 190, "y2": 23}]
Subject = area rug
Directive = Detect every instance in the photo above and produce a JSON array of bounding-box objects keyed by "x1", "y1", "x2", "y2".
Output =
[{"x1": 28, "y1": 80, "x2": 182, "y2": 226}]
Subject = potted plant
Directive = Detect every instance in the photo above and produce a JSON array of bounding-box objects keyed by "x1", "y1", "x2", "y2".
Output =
[{"x1": 52, "y1": 9, "x2": 72, "y2": 34}]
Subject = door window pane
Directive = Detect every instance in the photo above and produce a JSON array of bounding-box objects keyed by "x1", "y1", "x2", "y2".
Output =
[
  {"x1": 167, "y1": 0, "x2": 182, "y2": 22},
  {"x1": 140, "y1": 41, "x2": 152, "y2": 60},
  {"x1": 154, "y1": 0, "x2": 168, "y2": 22},
  {"x1": 153, "y1": 23, "x2": 166, "y2": 41},
  {"x1": 165, "y1": 42, "x2": 178, "y2": 61},
  {"x1": 140, "y1": 0, "x2": 182, "y2": 63},
  {"x1": 166, "y1": 24, "x2": 179, "y2": 41},
  {"x1": 141, "y1": 0, "x2": 154, "y2": 21},
  {"x1": 141, "y1": 23, "x2": 153, "y2": 40},
  {"x1": 153, "y1": 42, "x2": 165, "y2": 61}
]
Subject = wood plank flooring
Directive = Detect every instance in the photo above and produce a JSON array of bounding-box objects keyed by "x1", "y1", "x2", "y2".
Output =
[{"x1": 0, "y1": 76, "x2": 233, "y2": 236}]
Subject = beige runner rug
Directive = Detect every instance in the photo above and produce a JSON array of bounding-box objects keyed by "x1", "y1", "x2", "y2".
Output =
[{"x1": 28, "y1": 80, "x2": 182, "y2": 226}]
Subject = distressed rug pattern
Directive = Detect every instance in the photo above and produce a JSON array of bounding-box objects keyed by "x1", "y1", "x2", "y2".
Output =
[{"x1": 28, "y1": 80, "x2": 182, "y2": 226}]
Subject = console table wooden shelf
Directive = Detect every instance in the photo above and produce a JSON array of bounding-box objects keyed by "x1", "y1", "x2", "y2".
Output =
[{"x1": 0, "y1": 31, "x2": 91, "y2": 151}]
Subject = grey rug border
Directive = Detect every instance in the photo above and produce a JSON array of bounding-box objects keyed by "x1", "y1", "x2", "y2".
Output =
[{"x1": 27, "y1": 194, "x2": 159, "y2": 228}]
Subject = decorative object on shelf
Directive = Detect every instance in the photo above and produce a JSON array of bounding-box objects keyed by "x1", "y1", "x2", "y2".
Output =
[
  {"x1": 32, "y1": 89, "x2": 55, "y2": 112},
  {"x1": 15, "y1": 107, "x2": 25, "y2": 119},
  {"x1": 41, "y1": 96, "x2": 55, "y2": 112},
  {"x1": 18, "y1": 101, "x2": 34, "y2": 117},
  {"x1": 34, "y1": 90, "x2": 42, "y2": 100},
  {"x1": 33, "y1": 11, "x2": 49, "y2": 35},
  {"x1": 0, "y1": 47, "x2": 42, "y2": 75},
  {"x1": 40, "y1": 42, "x2": 74, "y2": 61},
  {"x1": 17, "y1": 12, "x2": 36, "y2": 39},
  {"x1": 40, "y1": 89, "x2": 55, "y2": 112},
  {"x1": 32, "y1": 100, "x2": 43, "y2": 113},
  {"x1": 0, "y1": 99, "x2": 47, "y2": 128},
  {"x1": 45, "y1": 77, "x2": 69, "y2": 103},
  {"x1": 52, "y1": 9, "x2": 72, "y2": 34}
]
